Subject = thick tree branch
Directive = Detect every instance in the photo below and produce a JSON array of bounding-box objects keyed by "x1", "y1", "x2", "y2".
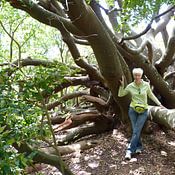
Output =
[
  {"x1": 9, "y1": 0, "x2": 83, "y2": 36},
  {"x1": 81, "y1": 95, "x2": 108, "y2": 107},
  {"x1": 90, "y1": 0, "x2": 132, "y2": 84},
  {"x1": 81, "y1": 94, "x2": 109, "y2": 112},
  {"x1": 66, "y1": 0, "x2": 132, "y2": 121},
  {"x1": 129, "y1": 40, "x2": 153, "y2": 53},
  {"x1": 13, "y1": 57, "x2": 54, "y2": 67},
  {"x1": 161, "y1": 28, "x2": 169, "y2": 47},
  {"x1": 2, "y1": 57, "x2": 83, "y2": 78},
  {"x1": 122, "y1": 40, "x2": 153, "y2": 64},
  {"x1": 146, "y1": 41, "x2": 153, "y2": 64},
  {"x1": 46, "y1": 91, "x2": 88, "y2": 110},
  {"x1": 155, "y1": 31, "x2": 175, "y2": 75},
  {"x1": 15, "y1": 143, "x2": 74, "y2": 174},
  {"x1": 52, "y1": 76, "x2": 99, "y2": 95}
]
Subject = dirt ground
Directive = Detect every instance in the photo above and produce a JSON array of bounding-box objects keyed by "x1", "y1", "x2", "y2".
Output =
[{"x1": 30, "y1": 124, "x2": 175, "y2": 175}]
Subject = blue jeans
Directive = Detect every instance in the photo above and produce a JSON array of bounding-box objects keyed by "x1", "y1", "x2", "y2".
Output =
[{"x1": 127, "y1": 107, "x2": 148, "y2": 153}]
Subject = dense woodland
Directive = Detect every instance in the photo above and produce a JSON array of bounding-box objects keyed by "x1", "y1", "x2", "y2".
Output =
[{"x1": 0, "y1": 0, "x2": 175, "y2": 174}]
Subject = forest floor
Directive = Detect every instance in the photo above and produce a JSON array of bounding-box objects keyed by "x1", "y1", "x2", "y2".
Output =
[{"x1": 30, "y1": 122, "x2": 175, "y2": 175}]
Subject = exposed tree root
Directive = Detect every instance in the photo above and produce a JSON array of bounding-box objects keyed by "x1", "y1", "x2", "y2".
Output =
[
  {"x1": 53, "y1": 112, "x2": 102, "y2": 131},
  {"x1": 40, "y1": 140, "x2": 99, "y2": 155},
  {"x1": 57, "y1": 116, "x2": 114, "y2": 145}
]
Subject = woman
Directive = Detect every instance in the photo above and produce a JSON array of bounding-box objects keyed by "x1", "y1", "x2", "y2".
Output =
[{"x1": 118, "y1": 68, "x2": 164, "y2": 160}]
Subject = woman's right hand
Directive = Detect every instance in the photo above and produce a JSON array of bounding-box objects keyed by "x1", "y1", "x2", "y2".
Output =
[{"x1": 119, "y1": 76, "x2": 125, "y2": 86}]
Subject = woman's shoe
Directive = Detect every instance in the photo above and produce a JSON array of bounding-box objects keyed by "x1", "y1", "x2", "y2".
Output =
[
  {"x1": 125, "y1": 150, "x2": 131, "y2": 160},
  {"x1": 135, "y1": 148, "x2": 142, "y2": 154}
]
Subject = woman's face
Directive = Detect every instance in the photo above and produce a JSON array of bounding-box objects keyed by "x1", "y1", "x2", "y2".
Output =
[{"x1": 133, "y1": 73, "x2": 142, "y2": 82}]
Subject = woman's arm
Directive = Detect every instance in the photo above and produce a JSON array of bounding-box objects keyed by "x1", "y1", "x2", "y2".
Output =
[
  {"x1": 118, "y1": 85, "x2": 129, "y2": 97},
  {"x1": 118, "y1": 76, "x2": 129, "y2": 97},
  {"x1": 147, "y1": 84, "x2": 162, "y2": 106}
]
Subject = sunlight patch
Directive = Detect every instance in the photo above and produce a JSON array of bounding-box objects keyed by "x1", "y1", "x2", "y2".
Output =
[
  {"x1": 88, "y1": 161, "x2": 99, "y2": 169},
  {"x1": 168, "y1": 141, "x2": 175, "y2": 146},
  {"x1": 112, "y1": 129, "x2": 127, "y2": 145},
  {"x1": 129, "y1": 166, "x2": 145, "y2": 174},
  {"x1": 78, "y1": 170, "x2": 91, "y2": 175}
]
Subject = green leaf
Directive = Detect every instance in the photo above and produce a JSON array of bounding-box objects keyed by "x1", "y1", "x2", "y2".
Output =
[
  {"x1": 7, "y1": 138, "x2": 16, "y2": 145},
  {"x1": 0, "y1": 125, "x2": 6, "y2": 133}
]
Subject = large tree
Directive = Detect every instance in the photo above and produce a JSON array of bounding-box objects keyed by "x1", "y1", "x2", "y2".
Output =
[{"x1": 0, "y1": 0, "x2": 175, "y2": 174}]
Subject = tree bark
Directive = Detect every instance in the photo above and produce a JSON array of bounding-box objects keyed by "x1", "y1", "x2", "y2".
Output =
[
  {"x1": 149, "y1": 106, "x2": 175, "y2": 130},
  {"x1": 14, "y1": 143, "x2": 74, "y2": 175},
  {"x1": 40, "y1": 140, "x2": 99, "y2": 155}
]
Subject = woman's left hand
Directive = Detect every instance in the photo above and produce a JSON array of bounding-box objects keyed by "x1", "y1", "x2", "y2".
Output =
[{"x1": 160, "y1": 104, "x2": 166, "y2": 109}]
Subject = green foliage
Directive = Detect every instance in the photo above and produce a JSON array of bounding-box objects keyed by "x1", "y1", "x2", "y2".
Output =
[
  {"x1": 107, "y1": 0, "x2": 114, "y2": 7},
  {"x1": 0, "y1": 1, "x2": 93, "y2": 174},
  {"x1": 15, "y1": 62, "x2": 76, "y2": 100},
  {"x1": 105, "y1": 0, "x2": 175, "y2": 35},
  {"x1": 0, "y1": 75, "x2": 41, "y2": 174},
  {"x1": 122, "y1": 0, "x2": 174, "y2": 26},
  {"x1": 0, "y1": 62, "x2": 78, "y2": 174},
  {"x1": 0, "y1": 62, "x2": 74, "y2": 173},
  {"x1": 85, "y1": 0, "x2": 91, "y2": 4},
  {"x1": 0, "y1": 2, "x2": 70, "y2": 63}
]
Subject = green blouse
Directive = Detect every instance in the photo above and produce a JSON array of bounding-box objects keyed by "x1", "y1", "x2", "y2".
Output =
[{"x1": 118, "y1": 80, "x2": 161, "y2": 109}]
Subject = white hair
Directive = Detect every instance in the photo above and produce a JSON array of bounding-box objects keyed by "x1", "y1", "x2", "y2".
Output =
[{"x1": 132, "y1": 68, "x2": 143, "y2": 75}]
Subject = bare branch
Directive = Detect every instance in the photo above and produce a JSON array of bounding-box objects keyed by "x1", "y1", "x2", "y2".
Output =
[
  {"x1": 46, "y1": 91, "x2": 88, "y2": 110},
  {"x1": 52, "y1": 76, "x2": 97, "y2": 95},
  {"x1": 94, "y1": 0, "x2": 109, "y2": 14},
  {"x1": 146, "y1": 41, "x2": 153, "y2": 65},
  {"x1": 12, "y1": 57, "x2": 54, "y2": 67},
  {"x1": 164, "y1": 71, "x2": 175, "y2": 81},
  {"x1": 92, "y1": 0, "x2": 122, "y2": 15},
  {"x1": 120, "y1": 5, "x2": 175, "y2": 43},
  {"x1": 81, "y1": 95, "x2": 108, "y2": 107},
  {"x1": 0, "y1": 57, "x2": 57, "y2": 75},
  {"x1": 108, "y1": 8, "x2": 122, "y2": 14},
  {"x1": 0, "y1": 20, "x2": 22, "y2": 63},
  {"x1": 128, "y1": 40, "x2": 152, "y2": 54},
  {"x1": 131, "y1": 39, "x2": 153, "y2": 64}
]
